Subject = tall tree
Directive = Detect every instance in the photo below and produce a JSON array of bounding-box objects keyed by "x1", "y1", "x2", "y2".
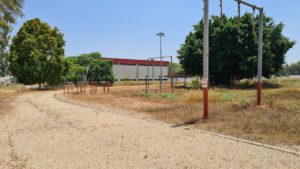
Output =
[
  {"x1": 8, "y1": 18, "x2": 67, "y2": 87},
  {"x1": 0, "y1": 0, "x2": 25, "y2": 76},
  {"x1": 178, "y1": 14, "x2": 295, "y2": 85}
]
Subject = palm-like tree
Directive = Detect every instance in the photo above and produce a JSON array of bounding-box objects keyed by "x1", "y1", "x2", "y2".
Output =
[
  {"x1": 0, "y1": 0, "x2": 24, "y2": 24},
  {"x1": 0, "y1": 0, "x2": 24, "y2": 38},
  {"x1": 0, "y1": 0, "x2": 24, "y2": 76}
]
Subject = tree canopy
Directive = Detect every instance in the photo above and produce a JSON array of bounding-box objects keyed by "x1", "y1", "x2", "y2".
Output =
[
  {"x1": 65, "y1": 52, "x2": 114, "y2": 84},
  {"x1": 177, "y1": 14, "x2": 295, "y2": 85},
  {"x1": 8, "y1": 18, "x2": 67, "y2": 87}
]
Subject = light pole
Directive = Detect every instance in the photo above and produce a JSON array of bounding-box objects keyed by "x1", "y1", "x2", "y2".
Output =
[{"x1": 156, "y1": 32, "x2": 165, "y2": 93}]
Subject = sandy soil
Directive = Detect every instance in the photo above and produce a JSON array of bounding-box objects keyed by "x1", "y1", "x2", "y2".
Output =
[{"x1": 0, "y1": 91, "x2": 299, "y2": 169}]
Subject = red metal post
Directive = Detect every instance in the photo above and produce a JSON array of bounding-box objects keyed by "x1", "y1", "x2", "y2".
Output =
[
  {"x1": 203, "y1": 87, "x2": 209, "y2": 119},
  {"x1": 257, "y1": 81, "x2": 262, "y2": 105}
]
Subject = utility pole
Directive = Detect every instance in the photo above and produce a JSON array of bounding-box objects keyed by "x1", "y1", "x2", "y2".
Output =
[
  {"x1": 202, "y1": 0, "x2": 209, "y2": 119},
  {"x1": 235, "y1": 0, "x2": 264, "y2": 105},
  {"x1": 156, "y1": 32, "x2": 165, "y2": 93},
  {"x1": 257, "y1": 8, "x2": 264, "y2": 105}
]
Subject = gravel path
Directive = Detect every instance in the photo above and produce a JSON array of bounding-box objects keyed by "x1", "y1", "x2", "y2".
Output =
[{"x1": 0, "y1": 91, "x2": 299, "y2": 169}]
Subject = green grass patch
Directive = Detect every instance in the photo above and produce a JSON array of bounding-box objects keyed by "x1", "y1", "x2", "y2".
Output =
[
  {"x1": 161, "y1": 93, "x2": 177, "y2": 100},
  {"x1": 291, "y1": 104, "x2": 300, "y2": 112},
  {"x1": 219, "y1": 93, "x2": 236, "y2": 102}
]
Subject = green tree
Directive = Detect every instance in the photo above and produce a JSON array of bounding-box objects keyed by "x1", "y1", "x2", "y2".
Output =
[
  {"x1": 88, "y1": 59, "x2": 114, "y2": 84},
  {"x1": 65, "y1": 62, "x2": 85, "y2": 83},
  {"x1": 8, "y1": 18, "x2": 67, "y2": 87},
  {"x1": 178, "y1": 14, "x2": 295, "y2": 85},
  {"x1": 76, "y1": 52, "x2": 101, "y2": 81},
  {"x1": 0, "y1": 0, "x2": 25, "y2": 76},
  {"x1": 65, "y1": 52, "x2": 114, "y2": 84}
]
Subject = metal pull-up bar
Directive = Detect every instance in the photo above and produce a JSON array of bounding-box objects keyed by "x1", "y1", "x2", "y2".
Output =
[
  {"x1": 235, "y1": 0, "x2": 264, "y2": 106},
  {"x1": 147, "y1": 56, "x2": 174, "y2": 93},
  {"x1": 235, "y1": 0, "x2": 262, "y2": 10},
  {"x1": 202, "y1": 0, "x2": 264, "y2": 119}
]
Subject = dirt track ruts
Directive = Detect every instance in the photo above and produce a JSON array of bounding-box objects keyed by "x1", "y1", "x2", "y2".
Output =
[{"x1": 0, "y1": 91, "x2": 299, "y2": 169}]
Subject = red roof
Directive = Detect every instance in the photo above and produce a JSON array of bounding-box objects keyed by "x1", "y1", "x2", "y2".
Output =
[{"x1": 102, "y1": 58, "x2": 169, "y2": 66}]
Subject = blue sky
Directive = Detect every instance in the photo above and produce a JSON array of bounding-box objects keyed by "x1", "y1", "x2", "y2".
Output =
[{"x1": 12, "y1": 0, "x2": 300, "y2": 64}]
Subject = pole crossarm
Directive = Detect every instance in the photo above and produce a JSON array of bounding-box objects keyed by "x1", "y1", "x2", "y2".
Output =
[{"x1": 235, "y1": 0, "x2": 263, "y2": 11}]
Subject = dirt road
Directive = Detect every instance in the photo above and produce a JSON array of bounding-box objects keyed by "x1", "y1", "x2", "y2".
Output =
[{"x1": 0, "y1": 91, "x2": 299, "y2": 169}]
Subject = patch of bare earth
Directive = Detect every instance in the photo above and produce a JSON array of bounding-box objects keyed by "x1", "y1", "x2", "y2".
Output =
[
  {"x1": 0, "y1": 85, "x2": 26, "y2": 118},
  {"x1": 64, "y1": 78, "x2": 300, "y2": 151},
  {"x1": 0, "y1": 91, "x2": 299, "y2": 168}
]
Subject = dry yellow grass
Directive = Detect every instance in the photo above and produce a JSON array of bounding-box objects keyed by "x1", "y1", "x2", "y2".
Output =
[
  {"x1": 65, "y1": 78, "x2": 300, "y2": 146},
  {"x1": 0, "y1": 84, "x2": 27, "y2": 118}
]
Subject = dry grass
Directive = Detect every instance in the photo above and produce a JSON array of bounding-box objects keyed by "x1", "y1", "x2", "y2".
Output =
[
  {"x1": 0, "y1": 84, "x2": 27, "y2": 118},
  {"x1": 65, "y1": 78, "x2": 300, "y2": 146}
]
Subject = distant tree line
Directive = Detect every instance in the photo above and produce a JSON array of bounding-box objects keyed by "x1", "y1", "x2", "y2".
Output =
[
  {"x1": 177, "y1": 14, "x2": 295, "y2": 85},
  {"x1": 281, "y1": 61, "x2": 300, "y2": 75}
]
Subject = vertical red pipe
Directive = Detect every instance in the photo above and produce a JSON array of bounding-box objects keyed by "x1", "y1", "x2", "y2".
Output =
[
  {"x1": 203, "y1": 87, "x2": 209, "y2": 119},
  {"x1": 257, "y1": 81, "x2": 262, "y2": 105}
]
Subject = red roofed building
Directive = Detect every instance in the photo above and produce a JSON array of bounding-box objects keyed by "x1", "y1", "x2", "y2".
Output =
[{"x1": 102, "y1": 58, "x2": 170, "y2": 81}]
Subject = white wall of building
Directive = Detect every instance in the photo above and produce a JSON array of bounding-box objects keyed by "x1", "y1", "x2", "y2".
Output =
[{"x1": 113, "y1": 64, "x2": 168, "y2": 81}]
